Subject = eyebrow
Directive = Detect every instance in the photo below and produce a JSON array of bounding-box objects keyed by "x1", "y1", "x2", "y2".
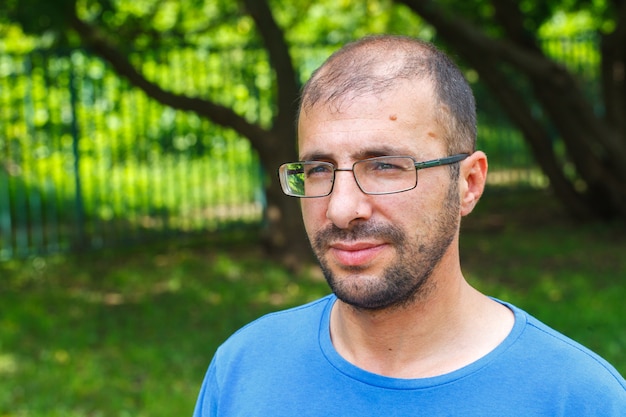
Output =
[{"x1": 299, "y1": 145, "x2": 415, "y2": 162}]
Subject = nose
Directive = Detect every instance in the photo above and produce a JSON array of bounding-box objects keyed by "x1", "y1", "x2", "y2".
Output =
[{"x1": 325, "y1": 169, "x2": 372, "y2": 229}]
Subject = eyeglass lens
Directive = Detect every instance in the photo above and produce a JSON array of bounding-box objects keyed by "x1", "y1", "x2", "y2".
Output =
[{"x1": 279, "y1": 156, "x2": 418, "y2": 197}]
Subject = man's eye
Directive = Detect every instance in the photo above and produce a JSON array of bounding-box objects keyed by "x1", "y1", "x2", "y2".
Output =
[
  {"x1": 306, "y1": 164, "x2": 333, "y2": 177},
  {"x1": 375, "y1": 162, "x2": 396, "y2": 170},
  {"x1": 370, "y1": 161, "x2": 402, "y2": 171}
]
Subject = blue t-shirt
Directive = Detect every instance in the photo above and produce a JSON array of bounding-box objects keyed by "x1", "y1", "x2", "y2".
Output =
[{"x1": 193, "y1": 295, "x2": 626, "y2": 416}]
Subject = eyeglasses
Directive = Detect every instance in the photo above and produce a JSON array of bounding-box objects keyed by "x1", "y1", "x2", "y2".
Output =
[{"x1": 278, "y1": 153, "x2": 469, "y2": 198}]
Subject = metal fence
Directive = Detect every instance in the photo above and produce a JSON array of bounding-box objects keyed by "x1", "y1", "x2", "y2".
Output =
[
  {"x1": 0, "y1": 37, "x2": 599, "y2": 260},
  {"x1": 0, "y1": 48, "x2": 270, "y2": 260}
]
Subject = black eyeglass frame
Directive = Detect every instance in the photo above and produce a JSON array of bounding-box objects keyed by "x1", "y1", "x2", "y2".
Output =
[{"x1": 278, "y1": 153, "x2": 470, "y2": 198}]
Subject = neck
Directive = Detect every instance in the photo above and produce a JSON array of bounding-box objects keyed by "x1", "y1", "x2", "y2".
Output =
[{"x1": 329, "y1": 265, "x2": 514, "y2": 378}]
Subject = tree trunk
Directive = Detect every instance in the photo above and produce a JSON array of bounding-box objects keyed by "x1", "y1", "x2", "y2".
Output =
[
  {"x1": 256, "y1": 131, "x2": 314, "y2": 269},
  {"x1": 263, "y1": 173, "x2": 313, "y2": 269},
  {"x1": 241, "y1": 0, "x2": 315, "y2": 267},
  {"x1": 67, "y1": 2, "x2": 317, "y2": 266}
]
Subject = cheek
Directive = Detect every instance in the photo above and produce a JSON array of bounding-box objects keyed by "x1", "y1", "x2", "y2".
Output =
[
  {"x1": 386, "y1": 187, "x2": 444, "y2": 227},
  {"x1": 300, "y1": 199, "x2": 327, "y2": 233},
  {"x1": 386, "y1": 197, "x2": 422, "y2": 230}
]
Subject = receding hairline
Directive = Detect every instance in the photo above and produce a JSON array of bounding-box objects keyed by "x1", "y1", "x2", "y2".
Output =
[
  {"x1": 300, "y1": 35, "x2": 441, "y2": 111},
  {"x1": 298, "y1": 35, "x2": 478, "y2": 154}
]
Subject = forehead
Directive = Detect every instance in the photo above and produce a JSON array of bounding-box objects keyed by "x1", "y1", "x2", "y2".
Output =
[{"x1": 297, "y1": 80, "x2": 444, "y2": 161}]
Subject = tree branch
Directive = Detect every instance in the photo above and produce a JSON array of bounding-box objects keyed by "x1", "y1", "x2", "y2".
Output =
[
  {"x1": 67, "y1": 11, "x2": 271, "y2": 153},
  {"x1": 600, "y1": 1, "x2": 626, "y2": 134},
  {"x1": 241, "y1": 0, "x2": 300, "y2": 140},
  {"x1": 491, "y1": 0, "x2": 537, "y2": 49},
  {"x1": 470, "y1": 56, "x2": 594, "y2": 219},
  {"x1": 398, "y1": 0, "x2": 626, "y2": 169}
]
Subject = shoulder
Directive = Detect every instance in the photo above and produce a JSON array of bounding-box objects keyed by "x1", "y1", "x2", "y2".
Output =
[
  {"x1": 232, "y1": 294, "x2": 332, "y2": 336},
  {"x1": 503, "y1": 302, "x2": 626, "y2": 401},
  {"x1": 519, "y1": 307, "x2": 621, "y2": 374},
  {"x1": 214, "y1": 295, "x2": 333, "y2": 360}
]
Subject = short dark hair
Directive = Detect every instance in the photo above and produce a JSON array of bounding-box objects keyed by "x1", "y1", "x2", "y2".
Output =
[{"x1": 299, "y1": 35, "x2": 476, "y2": 154}]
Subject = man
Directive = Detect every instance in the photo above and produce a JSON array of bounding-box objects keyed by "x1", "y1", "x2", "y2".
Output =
[{"x1": 194, "y1": 35, "x2": 626, "y2": 416}]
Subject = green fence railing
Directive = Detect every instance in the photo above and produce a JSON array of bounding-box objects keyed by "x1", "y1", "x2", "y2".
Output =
[{"x1": 0, "y1": 49, "x2": 267, "y2": 260}]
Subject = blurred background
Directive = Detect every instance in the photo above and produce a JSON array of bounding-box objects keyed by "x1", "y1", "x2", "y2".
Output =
[{"x1": 1, "y1": 1, "x2": 625, "y2": 416}]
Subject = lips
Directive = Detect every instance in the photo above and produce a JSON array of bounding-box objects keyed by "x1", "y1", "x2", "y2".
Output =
[{"x1": 328, "y1": 241, "x2": 387, "y2": 267}]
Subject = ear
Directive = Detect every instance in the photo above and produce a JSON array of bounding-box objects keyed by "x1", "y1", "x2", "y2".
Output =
[{"x1": 459, "y1": 151, "x2": 488, "y2": 217}]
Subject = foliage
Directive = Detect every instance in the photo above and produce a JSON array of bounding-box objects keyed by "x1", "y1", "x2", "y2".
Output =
[
  {"x1": 426, "y1": 0, "x2": 617, "y2": 35},
  {"x1": 0, "y1": 49, "x2": 265, "y2": 259},
  {"x1": 1, "y1": 30, "x2": 550, "y2": 259},
  {"x1": 1, "y1": 0, "x2": 625, "y2": 260},
  {"x1": 398, "y1": 0, "x2": 626, "y2": 221},
  {"x1": 0, "y1": 189, "x2": 624, "y2": 416}
]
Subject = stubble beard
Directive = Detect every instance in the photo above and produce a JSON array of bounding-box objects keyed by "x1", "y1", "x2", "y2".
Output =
[{"x1": 311, "y1": 182, "x2": 460, "y2": 312}]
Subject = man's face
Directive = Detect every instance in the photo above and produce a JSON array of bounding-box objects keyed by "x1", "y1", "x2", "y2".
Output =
[{"x1": 298, "y1": 80, "x2": 462, "y2": 311}]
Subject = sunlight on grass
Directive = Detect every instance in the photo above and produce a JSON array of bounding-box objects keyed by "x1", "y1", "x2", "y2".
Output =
[{"x1": 0, "y1": 243, "x2": 329, "y2": 417}]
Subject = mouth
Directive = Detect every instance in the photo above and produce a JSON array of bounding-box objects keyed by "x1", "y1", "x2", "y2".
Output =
[{"x1": 328, "y1": 241, "x2": 388, "y2": 268}]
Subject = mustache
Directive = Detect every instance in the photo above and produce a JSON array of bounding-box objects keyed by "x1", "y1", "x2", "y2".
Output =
[{"x1": 312, "y1": 222, "x2": 406, "y2": 250}]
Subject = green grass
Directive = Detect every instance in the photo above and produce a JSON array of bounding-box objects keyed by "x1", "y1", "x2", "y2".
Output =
[
  {"x1": 1, "y1": 187, "x2": 625, "y2": 416},
  {"x1": 0, "y1": 238, "x2": 330, "y2": 417}
]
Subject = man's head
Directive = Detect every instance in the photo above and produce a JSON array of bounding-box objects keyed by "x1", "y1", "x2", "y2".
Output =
[
  {"x1": 300, "y1": 35, "x2": 477, "y2": 156},
  {"x1": 292, "y1": 35, "x2": 487, "y2": 311}
]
